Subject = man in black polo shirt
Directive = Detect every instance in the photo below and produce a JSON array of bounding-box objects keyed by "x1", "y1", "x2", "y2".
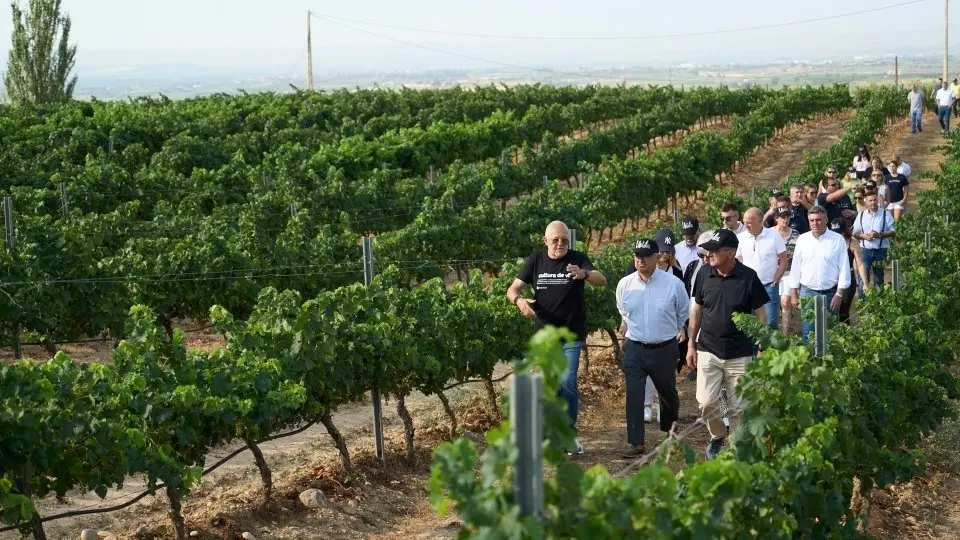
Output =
[
  {"x1": 686, "y1": 229, "x2": 769, "y2": 459},
  {"x1": 508, "y1": 220, "x2": 607, "y2": 455}
]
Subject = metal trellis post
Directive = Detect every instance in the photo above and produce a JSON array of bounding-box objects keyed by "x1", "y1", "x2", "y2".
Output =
[
  {"x1": 362, "y1": 236, "x2": 386, "y2": 464},
  {"x1": 511, "y1": 373, "x2": 544, "y2": 517}
]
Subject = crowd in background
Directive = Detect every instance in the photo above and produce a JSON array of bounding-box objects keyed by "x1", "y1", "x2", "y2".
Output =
[{"x1": 507, "y1": 144, "x2": 904, "y2": 460}]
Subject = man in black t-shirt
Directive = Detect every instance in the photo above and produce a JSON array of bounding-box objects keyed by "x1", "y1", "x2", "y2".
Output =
[
  {"x1": 686, "y1": 229, "x2": 769, "y2": 460},
  {"x1": 816, "y1": 177, "x2": 855, "y2": 224},
  {"x1": 789, "y1": 184, "x2": 810, "y2": 234},
  {"x1": 508, "y1": 220, "x2": 607, "y2": 455}
]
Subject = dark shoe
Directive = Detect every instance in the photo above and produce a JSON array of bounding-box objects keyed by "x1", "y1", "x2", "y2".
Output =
[
  {"x1": 619, "y1": 444, "x2": 647, "y2": 459},
  {"x1": 706, "y1": 437, "x2": 725, "y2": 459},
  {"x1": 686, "y1": 368, "x2": 698, "y2": 382}
]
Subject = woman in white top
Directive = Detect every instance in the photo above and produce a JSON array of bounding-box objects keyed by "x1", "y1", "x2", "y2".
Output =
[
  {"x1": 867, "y1": 169, "x2": 889, "y2": 209},
  {"x1": 852, "y1": 145, "x2": 871, "y2": 179}
]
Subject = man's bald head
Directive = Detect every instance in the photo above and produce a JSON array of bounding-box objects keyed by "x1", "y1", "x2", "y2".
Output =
[
  {"x1": 743, "y1": 207, "x2": 765, "y2": 235},
  {"x1": 545, "y1": 220, "x2": 570, "y2": 237},
  {"x1": 544, "y1": 221, "x2": 571, "y2": 259}
]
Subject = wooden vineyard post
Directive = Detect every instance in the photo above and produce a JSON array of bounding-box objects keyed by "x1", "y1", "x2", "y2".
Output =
[{"x1": 362, "y1": 236, "x2": 386, "y2": 465}]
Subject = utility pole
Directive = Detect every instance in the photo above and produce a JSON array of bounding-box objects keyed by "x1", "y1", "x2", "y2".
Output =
[
  {"x1": 895, "y1": 56, "x2": 899, "y2": 87},
  {"x1": 307, "y1": 10, "x2": 315, "y2": 91},
  {"x1": 945, "y1": 0, "x2": 950, "y2": 81}
]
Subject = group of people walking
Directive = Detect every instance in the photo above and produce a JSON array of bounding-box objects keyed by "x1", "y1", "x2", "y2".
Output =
[
  {"x1": 506, "y1": 145, "x2": 902, "y2": 461},
  {"x1": 911, "y1": 77, "x2": 960, "y2": 134}
]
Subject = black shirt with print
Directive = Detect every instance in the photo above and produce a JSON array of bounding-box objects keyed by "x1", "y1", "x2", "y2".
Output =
[
  {"x1": 817, "y1": 193, "x2": 853, "y2": 223},
  {"x1": 517, "y1": 250, "x2": 596, "y2": 341},
  {"x1": 885, "y1": 173, "x2": 910, "y2": 203},
  {"x1": 693, "y1": 261, "x2": 770, "y2": 359}
]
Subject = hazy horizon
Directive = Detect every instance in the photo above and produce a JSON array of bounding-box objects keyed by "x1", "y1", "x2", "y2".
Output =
[{"x1": 0, "y1": 1, "x2": 954, "y2": 74}]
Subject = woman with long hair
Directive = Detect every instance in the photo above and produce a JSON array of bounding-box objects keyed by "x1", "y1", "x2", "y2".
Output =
[{"x1": 853, "y1": 145, "x2": 871, "y2": 179}]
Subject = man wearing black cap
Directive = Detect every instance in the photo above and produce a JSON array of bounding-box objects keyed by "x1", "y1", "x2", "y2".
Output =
[
  {"x1": 675, "y1": 217, "x2": 700, "y2": 271},
  {"x1": 624, "y1": 229, "x2": 683, "y2": 280},
  {"x1": 616, "y1": 238, "x2": 689, "y2": 458},
  {"x1": 686, "y1": 229, "x2": 769, "y2": 459}
]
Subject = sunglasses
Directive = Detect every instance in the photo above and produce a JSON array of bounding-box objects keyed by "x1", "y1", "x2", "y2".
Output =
[{"x1": 722, "y1": 215, "x2": 738, "y2": 221}]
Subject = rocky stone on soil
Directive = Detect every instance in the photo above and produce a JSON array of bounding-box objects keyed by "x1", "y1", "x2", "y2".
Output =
[
  {"x1": 298, "y1": 488, "x2": 327, "y2": 508},
  {"x1": 135, "y1": 525, "x2": 148, "y2": 538},
  {"x1": 79, "y1": 530, "x2": 98, "y2": 540},
  {"x1": 241, "y1": 533, "x2": 256, "y2": 540},
  {"x1": 189, "y1": 531, "x2": 199, "y2": 537},
  {"x1": 96, "y1": 532, "x2": 118, "y2": 540}
]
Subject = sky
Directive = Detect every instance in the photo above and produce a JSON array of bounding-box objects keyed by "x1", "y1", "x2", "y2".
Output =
[{"x1": 0, "y1": 0, "x2": 952, "y2": 77}]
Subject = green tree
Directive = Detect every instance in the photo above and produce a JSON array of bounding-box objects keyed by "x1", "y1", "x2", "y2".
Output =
[{"x1": 3, "y1": 0, "x2": 77, "y2": 104}]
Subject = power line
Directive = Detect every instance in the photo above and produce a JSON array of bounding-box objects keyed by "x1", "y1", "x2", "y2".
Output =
[
  {"x1": 311, "y1": 1, "x2": 929, "y2": 41},
  {"x1": 311, "y1": 15, "x2": 619, "y2": 81}
]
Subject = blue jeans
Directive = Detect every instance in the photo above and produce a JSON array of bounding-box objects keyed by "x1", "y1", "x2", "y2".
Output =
[
  {"x1": 938, "y1": 106, "x2": 952, "y2": 131},
  {"x1": 859, "y1": 247, "x2": 888, "y2": 291},
  {"x1": 800, "y1": 285, "x2": 838, "y2": 344},
  {"x1": 910, "y1": 109, "x2": 923, "y2": 132},
  {"x1": 559, "y1": 341, "x2": 584, "y2": 427},
  {"x1": 763, "y1": 283, "x2": 779, "y2": 331}
]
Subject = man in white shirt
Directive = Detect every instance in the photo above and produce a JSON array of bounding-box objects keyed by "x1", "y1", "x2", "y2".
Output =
[
  {"x1": 675, "y1": 217, "x2": 700, "y2": 271},
  {"x1": 721, "y1": 203, "x2": 746, "y2": 235},
  {"x1": 736, "y1": 208, "x2": 788, "y2": 330},
  {"x1": 788, "y1": 206, "x2": 851, "y2": 343},
  {"x1": 851, "y1": 190, "x2": 895, "y2": 292},
  {"x1": 908, "y1": 84, "x2": 925, "y2": 133},
  {"x1": 615, "y1": 238, "x2": 689, "y2": 458},
  {"x1": 936, "y1": 80, "x2": 956, "y2": 134}
]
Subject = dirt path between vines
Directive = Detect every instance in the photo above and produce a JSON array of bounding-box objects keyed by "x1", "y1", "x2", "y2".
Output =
[
  {"x1": 861, "y1": 111, "x2": 960, "y2": 540},
  {"x1": 382, "y1": 110, "x2": 956, "y2": 540}
]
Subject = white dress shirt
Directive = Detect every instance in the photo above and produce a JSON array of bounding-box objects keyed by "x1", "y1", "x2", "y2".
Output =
[
  {"x1": 675, "y1": 241, "x2": 699, "y2": 271},
  {"x1": 936, "y1": 87, "x2": 956, "y2": 107},
  {"x1": 736, "y1": 227, "x2": 786, "y2": 285},
  {"x1": 788, "y1": 229, "x2": 851, "y2": 292},
  {"x1": 852, "y1": 209, "x2": 895, "y2": 249},
  {"x1": 616, "y1": 268, "x2": 689, "y2": 344}
]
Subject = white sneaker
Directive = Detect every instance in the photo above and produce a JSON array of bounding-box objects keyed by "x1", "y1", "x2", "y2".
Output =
[
  {"x1": 644, "y1": 406, "x2": 653, "y2": 423},
  {"x1": 722, "y1": 417, "x2": 730, "y2": 428},
  {"x1": 566, "y1": 437, "x2": 584, "y2": 456}
]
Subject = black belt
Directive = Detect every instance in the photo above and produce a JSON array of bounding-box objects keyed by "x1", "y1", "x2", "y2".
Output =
[
  {"x1": 629, "y1": 338, "x2": 674, "y2": 349},
  {"x1": 807, "y1": 286, "x2": 837, "y2": 295}
]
